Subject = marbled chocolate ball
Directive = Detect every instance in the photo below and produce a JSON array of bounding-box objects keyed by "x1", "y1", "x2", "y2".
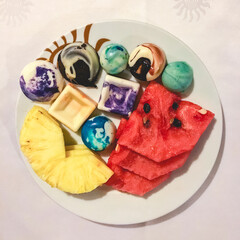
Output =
[
  {"x1": 58, "y1": 42, "x2": 100, "y2": 87},
  {"x1": 81, "y1": 116, "x2": 116, "y2": 151},
  {"x1": 128, "y1": 43, "x2": 166, "y2": 81},
  {"x1": 100, "y1": 43, "x2": 129, "y2": 75},
  {"x1": 19, "y1": 60, "x2": 64, "y2": 102}
]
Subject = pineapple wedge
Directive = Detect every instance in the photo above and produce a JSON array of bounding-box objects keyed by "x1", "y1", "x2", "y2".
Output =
[
  {"x1": 20, "y1": 108, "x2": 113, "y2": 194},
  {"x1": 65, "y1": 144, "x2": 89, "y2": 151},
  {"x1": 65, "y1": 144, "x2": 96, "y2": 157},
  {"x1": 60, "y1": 145, "x2": 113, "y2": 193},
  {"x1": 20, "y1": 106, "x2": 65, "y2": 164},
  {"x1": 45, "y1": 154, "x2": 113, "y2": 194}
]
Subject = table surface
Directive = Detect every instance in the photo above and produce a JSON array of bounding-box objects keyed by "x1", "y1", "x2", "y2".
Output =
[{"x1": 0, "y1": 1, "x2": 239, "y2": 239}]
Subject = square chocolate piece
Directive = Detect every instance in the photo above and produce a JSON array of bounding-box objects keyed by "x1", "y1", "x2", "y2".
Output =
[
  {"x1": 49, "y1": 83, "x2": 97, "y2": 132},
  {"x1": 98, "y1": 75, "x2": 140, "y2": 116}
]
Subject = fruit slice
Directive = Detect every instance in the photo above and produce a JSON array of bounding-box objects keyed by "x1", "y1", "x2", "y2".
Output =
[
  {"x1": 118, "y1": 82, "x2": 214, "y2": 162},
  {"x1": 20, "y1": 106, "x2": 65, "y2": 163},
  {"x1": 116, "y1": 118, "x2": 128, "y2": 139},
  {"x1": 65, "y1": 144, "x2": 89, "y2": 151},
  {"x1": 66, "y1": 149, "x2": 94, "y2": 157},
  {"x1": 65, "y1": 144, "x2": 96, "y2": 157},
  {"x1": 20, "y1": 107, "x2": 113, "y2": 194},
  {"x1": 65, "y1": 145, "x2": 107, "y2": 164},
  {"x1": 111, "y1": 145, "x2": 190, "y2": 180},
  {"x1": 30, "y1": 105, "x2": 60, "y2": 127},
  {"x1": 45, "y1": 154, "x2": 113, "y2": 194},
  {"x1": 107, "y1": 150, "x2": 170, "y2": 196}
]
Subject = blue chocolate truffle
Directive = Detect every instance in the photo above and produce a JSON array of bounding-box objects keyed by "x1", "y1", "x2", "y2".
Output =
[
  {"x1": 100, "y1": 43, "x2": 129, "y2": 75},
  {"x1": 81, "y1": 116, "x2": 116, "y2": 151},
  {"x1": 162, "y1": 61, "x2": 193, "y2": 92}
]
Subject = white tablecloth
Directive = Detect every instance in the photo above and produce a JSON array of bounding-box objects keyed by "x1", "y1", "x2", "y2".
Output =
[{"x1": 1, "y1": 0, "x2": 239, "y2": 239}]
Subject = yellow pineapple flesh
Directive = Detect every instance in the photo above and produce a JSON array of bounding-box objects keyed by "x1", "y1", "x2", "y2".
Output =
[
  {"x1": 65, "y1": 144, "x2": 96, "y2": 158},
  {"x1": 65, "y1": 144, "x2": 89, "y2": 151},
  {"x1": 45, "y1": 153, "x2": 113, "y2": 194},
  {"x1": 20, "y1": 106, "x2": 65, "y2": 164},
  {"x1": 20, "y1": 108, "x2": 113, "y2": 194}
]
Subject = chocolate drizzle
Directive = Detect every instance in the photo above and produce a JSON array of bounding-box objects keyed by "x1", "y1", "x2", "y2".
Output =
[
  {"x1": 36, "y1": 24, "x2": 110, "y2": 64},
  {"x1": 130, "y1": 57, "x2": 151, "y2": 81}
]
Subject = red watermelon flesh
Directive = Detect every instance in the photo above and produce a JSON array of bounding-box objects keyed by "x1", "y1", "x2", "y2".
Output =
[
  {"x1": 111, "y1": 145, "x2": 190, "y2": 180},
  {"x1": 116, "y1": 118, "x2": 128, "y2": 139},
  {"x1": 106, "y1": 150, "x2": 170, "y2": 196},
  {"x1": 137, "y1": 81, "x2": 180, "y2": 121},
  {"x1": 118, "y1": 82, "x2": 215, "y2": 162}
]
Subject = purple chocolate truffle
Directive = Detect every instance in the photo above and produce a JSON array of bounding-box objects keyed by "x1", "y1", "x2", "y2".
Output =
[{"x1": 19, "y1": 60, "x2": 64, "y2": 102}]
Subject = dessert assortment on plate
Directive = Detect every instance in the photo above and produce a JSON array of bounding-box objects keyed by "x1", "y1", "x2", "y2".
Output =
[{"x1": 19, "y1": 37, "x2": 214, "y2": 196}]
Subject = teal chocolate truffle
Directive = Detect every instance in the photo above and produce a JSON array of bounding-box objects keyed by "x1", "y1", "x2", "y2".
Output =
[
  {"x1": 100, "y1": 43, "x2": 129, "y2": 75},
  {"x1": 81, "y1": 116, "x2": 116, "y2": 151},
  {"x1": 162, "y1": 61, "x2": 193, "y2": 92}
]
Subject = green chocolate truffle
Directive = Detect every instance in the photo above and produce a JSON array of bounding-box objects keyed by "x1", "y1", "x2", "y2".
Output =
[
  {"x1": 162, "y1": 61, "x2": 193, "y2": 92},
  {"x1": 100, "y1": 43, "x2": 129, "y2": 75}
]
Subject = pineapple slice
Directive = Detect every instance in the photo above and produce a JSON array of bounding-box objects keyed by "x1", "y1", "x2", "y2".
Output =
[
  {"x1": 65, "y1": 144, "x2": 96, "y2": 158},
  {"x1": 20, "y1": 109, "x2": 113, "y2": 194},
  {"x1": 65, "y1": 144, "x2": 89, "y2": 151},
  {"x1": 44, "y1": 153, "x2": 113, "y2": 194},
  {"x1": 58, "y1": 145, "x2": 113, "y2": 193},
  {"x1": 66, "y1": 149, "x2": 94, "y2": 157},
  {"x1": 20, "y1": 106, "x2": 65, "y2": 164},
  {"x1": 30, "y1": 105, "x2": 60, "y2": 127}
]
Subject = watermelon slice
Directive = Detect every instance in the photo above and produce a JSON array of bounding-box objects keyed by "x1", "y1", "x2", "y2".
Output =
[
  {"x1": 106, "y1": 150, "x2": 170, "y2": 196},
  {"x1": 110, "y1": 145, "x2": 190, "y2": 180},
  {"x1": 116, "y1": 118, "x2": 128, "y2": 139},
  {"x1": 118, "y1": 82, "x2": 215, "y2": 162}
]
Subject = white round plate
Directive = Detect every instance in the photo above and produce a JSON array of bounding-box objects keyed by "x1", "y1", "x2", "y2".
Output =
[{"x1": 16, "y1": 20, "x2": 223, "y2": 225}]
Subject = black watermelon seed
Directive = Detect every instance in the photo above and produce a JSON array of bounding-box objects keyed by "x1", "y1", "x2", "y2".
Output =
[
  {"x1": 143, "y1": 103, "x2": 151, "y2": 113},
  {"x1": 172, "y1": 102, "x2": 179, "y2": 110},
  {"x1": 172, "y1": 118, "x2": 182, "y2": 128},
  {"x1": 144, "y1": 119, "x2": 150, "y2": 128}
]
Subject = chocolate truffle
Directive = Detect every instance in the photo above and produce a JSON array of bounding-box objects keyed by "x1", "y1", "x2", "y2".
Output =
[
  {"x1": 162, "y1": 61, "x2": 193, "y2": 92},
  {"x1": 81, "y1": 116, "x2": 116, "y2": 151},
  {"x1": 100, "y1": 43, "x2": 129, "y2": 75},
  {"x1": 98, "y1": 75, "x2": 140, "y2": 116},
  {"x1": 128, "y1": 43, "x2": 166, "y2": 81},
  {"x1": 19, "y1": 60, "x2": 64, "y2": 102},
  {"x1": 58, "y1": 42, "x2": 100, "y2": 87}
]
